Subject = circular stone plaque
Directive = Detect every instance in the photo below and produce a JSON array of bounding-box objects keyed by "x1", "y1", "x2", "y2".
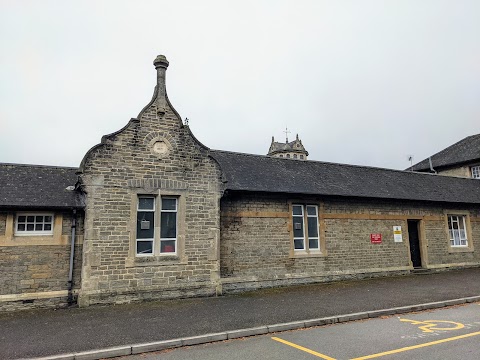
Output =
[{"x1": 152, "y1": 141, "x2": 169, "y2": 156}]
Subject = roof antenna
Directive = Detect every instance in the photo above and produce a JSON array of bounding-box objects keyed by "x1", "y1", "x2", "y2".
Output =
[
  {"x1": 283, "y1": 126, "x2": 291, "y2": 143},
  {"x1": 407, "y1": 155, "x2": 414, "y2": 171}
]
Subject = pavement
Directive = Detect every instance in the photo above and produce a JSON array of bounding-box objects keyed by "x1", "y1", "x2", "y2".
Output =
[{"x1": 1, "y1": 267, "x2": 480, "y2": 360}]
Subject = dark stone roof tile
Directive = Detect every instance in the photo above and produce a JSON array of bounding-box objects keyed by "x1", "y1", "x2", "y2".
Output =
[
  {"x1": 410, "y1": 134, "x2": 480, "y2": 171},
  {"x1": 0, "y1": 163, "x2": 84, "y2": 209},
  {"x1": 211, "y1": 150, "x2": 480, "y2": 204}
]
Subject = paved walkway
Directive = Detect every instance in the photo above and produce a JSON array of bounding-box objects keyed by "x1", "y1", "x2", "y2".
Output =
[{"x1": 1, "y1": 268, "x2": 480, "y2": 359}]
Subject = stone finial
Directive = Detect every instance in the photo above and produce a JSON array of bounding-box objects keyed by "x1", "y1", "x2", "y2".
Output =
[
  {"x1": 153, "y1": 55, "x2": 169, "y2": 115},
  {"x1": 271, "y1": 136, "x2": 275, "y2": 143}
]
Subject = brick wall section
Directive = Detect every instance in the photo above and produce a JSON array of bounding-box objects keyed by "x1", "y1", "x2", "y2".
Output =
[
  {"x1": 220, "y1": 193, "x2": 480, "y2": 292},
  {"x1": 79, "y1": 99, "x2": 222, "y2": 306}
]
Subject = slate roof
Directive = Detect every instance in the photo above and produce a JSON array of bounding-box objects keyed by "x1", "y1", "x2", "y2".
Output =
[
  {"x1": 410, "y1": 134, "x2": 480, "y2": 172},
  {"x1": 210, "y1": 150, "x2": 480, "y2": 205},
  {"x1": 0, "y1": 163, "x2": 83, "y2": 209}
]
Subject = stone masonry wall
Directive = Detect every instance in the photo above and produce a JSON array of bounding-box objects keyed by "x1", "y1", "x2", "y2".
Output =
[
  {"x1": 438, "y1": 166, "x2": 471, "y2": 178},
  {"x1": 220, "y1": 193, "x2": 480, "y2": 292},
  {"x1": 0, "y1": 211, "x2": 84, "y2": 311},
  {"x1": 79, "y1": 95, "x2": 222, "y2": 306}
]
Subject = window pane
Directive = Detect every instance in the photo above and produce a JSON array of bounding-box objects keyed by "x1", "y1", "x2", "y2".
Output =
[
  {"x1": 18, "y1": 216, "x2": 26, "y2": 223},
  {"x1": 160, "y1": 240, "x2": 176, "y2": 253},
  {"x1": 294, "y1": 239, "x2": 304, "y2": 250},
  {"x1": 137, "y1": 240, "x2": 153, "y2": 254},
  {"x1": 137, "y1": 211, "x2": 154, "y2": 239},
  {"x1": 162, "y1": 198, "x2": 177, "y2": 211},
  {"x1": 138, "y1": 197, "x2": 155, "y2": 210},
  {"x1": 293, "y1": 217, "x2": 304, "y2": 238},
  {"x1": 36, "y1": 216, "x2": 43, "y2": 222},
  {"x1": 306, "y1": 206, "x2": 317, "y2": 216},
  {"x1": 307, "y1": 217, "x2": 318, "y2": 237},
  {"x1": 27, "y1": 216, "x2": 34, "y2": 222},
  {"x1": 18, "y1": 224, "x2": 25, "y2": 231},
  {"x1": 44, "y1": 224, "x2": 52, "y2": 231},
  {"x1": 44, "y1": 216, "x2": 52, "y2": 223},
  {"x1": 292, "y1": 205, "x2": 303, "y2": 216},
  {"x1": 35, "y1": 224, "x2": 43, "y2": 231},
  {"x1": 161, "y1": 212, "x2": 177, "y2": 238},
  {"x1": 27, "y1": 224, "x2": 34, "y2": 231},
  {"x1": 309, "y1": 238, "x2": 319, "y2": 249}
]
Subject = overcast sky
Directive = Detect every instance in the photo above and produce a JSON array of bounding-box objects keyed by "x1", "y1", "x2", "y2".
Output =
[{"x1": 1, "y1": 0, "x2": 479, "y2": 170}]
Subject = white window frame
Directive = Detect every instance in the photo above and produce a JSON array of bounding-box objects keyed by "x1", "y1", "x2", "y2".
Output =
[
  {"x1": 306, "y1": 205, "x2": 320, "y2": 251},
  {"x1": 448, "y1": 214, "x2": 468, "y2": 247},
  {"x1": 160, "y1": 197, "x2": 178, "y2": 256},
  {"x1": 292, "y1": 204, "x2": 320, "y2": 253},
  {"x1": 292, "y1": 205, "x2": 306, "y2": 251},
  {"x1": 136, "y1": 196, "x2": 155, "y2": 256},
  {"x1": 471, "y1": 166, "x2": 480, "y2": 179},
  {"x1": 15, "y1": 213, "x2": 54, "y2": 236},
  {"x1": 135, "y1": 196, "x2": 179, "y2": 257}
]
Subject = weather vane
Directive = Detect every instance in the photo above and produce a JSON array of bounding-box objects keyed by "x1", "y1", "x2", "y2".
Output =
[{"x1": 283, "y1": 126, "x2": 291, "y2": 143}]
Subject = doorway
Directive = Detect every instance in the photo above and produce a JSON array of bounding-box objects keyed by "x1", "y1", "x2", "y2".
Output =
[{"x1": 407, "y1": 220, "x2": 422, "y2": 268}]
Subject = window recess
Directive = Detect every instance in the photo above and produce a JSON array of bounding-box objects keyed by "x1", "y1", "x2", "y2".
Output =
[
  {"x1": 15, "y1": 213, "x2": 54, "y2": 236},
  {"x1": 292, "y1": 204, "x2": 320, "y2": 253},
  {"x1": 448, "y1": 214, "x2": 468, "y2": 247},
  {"x1": 135, "y1": 196, "x2": 178, "y2": 256}
]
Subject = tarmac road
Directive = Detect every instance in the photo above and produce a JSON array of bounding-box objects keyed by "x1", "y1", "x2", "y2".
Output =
[
  {"x1": 0, "y1": 268, "x2": 480, "y2": 359},
  {"x1": 127, "y1": 303, "x2": 480, "y2": 360}
]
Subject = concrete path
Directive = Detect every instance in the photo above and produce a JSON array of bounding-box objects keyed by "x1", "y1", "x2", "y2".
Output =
[{"x1": 1, "y1": 268, "x2": 480, "y2": 359}]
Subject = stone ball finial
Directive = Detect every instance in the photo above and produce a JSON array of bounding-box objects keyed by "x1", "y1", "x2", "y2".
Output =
[{"x1": 154, "y1": 55, "x2": 169, "y2": 69}]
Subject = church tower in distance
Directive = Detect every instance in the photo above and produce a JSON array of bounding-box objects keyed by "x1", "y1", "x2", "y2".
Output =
[{"x1": 267, "y1": 133, "x2": 309, "y2": 160}]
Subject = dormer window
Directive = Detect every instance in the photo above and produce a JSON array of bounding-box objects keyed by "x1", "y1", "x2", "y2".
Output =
[{"x1": 472, "y1": 166, "x2": 480, "y2": 179}]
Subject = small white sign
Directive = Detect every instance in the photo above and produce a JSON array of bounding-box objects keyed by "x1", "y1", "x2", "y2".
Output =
[{"x1": 393, "y1": 226, "x2": 403, "y2": 242}]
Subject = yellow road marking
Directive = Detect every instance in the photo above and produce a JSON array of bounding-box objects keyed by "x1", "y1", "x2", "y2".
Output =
[
  {"x1": 271, "y1": 337, "x2": 336, "y2": 360},
  {"x1": 400, "y1": 318, "x2": 464, "y2": 333},
  {"x1": 351, "y1": 331, "x2": 480, "y2": 360}
]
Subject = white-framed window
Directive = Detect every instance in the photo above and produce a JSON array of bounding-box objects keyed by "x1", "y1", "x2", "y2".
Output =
[
  {"x1": 471, "y1": 166, "x2": 480, "y2": 179},
  {"x1": 160, "y1": 197, "x2": 177, "y2": 254},
  {"x1": 136, "y1": 196, "x2": 178, "y2": 256},
  {"x1": 136, "y1": 197, "x2": 155, "y2": 255},
  {"x1": 292, "y1": 204, "x2": 320, "y2": 252},
  {"x1": 448, "y1": 214, "x2": 468, "y2": 247},
  {"x1": 15, "y1": 213, "x2": 54, "y2": 235}
]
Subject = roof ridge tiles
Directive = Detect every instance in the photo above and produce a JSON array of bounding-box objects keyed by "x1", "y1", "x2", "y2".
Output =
[{"x1": 0, "y1": 162, "x2": 79, "y2": 170}]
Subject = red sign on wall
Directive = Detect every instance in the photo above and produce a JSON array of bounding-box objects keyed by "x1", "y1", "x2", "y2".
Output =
[{"x1": 370, "y1": 233, "x2": 382, "y2": 244}]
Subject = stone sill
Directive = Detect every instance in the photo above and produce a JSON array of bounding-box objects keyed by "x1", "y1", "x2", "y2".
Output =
[
  {"x1": 448, "y1": 247, "x2": 474, "y2": 253},
  {"x1": 125, "y1": 257, "x2": 187, "y2": 268},
  {"x1": 289, "y1": 251, "x2": 326, "y2": 259}
]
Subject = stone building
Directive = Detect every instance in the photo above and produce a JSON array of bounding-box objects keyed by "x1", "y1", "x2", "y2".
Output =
[
  {"x1": 0, "y1": 164, "x2": 84, "y2": 310},
  {"x1": 409, "y1": 134, "x2": 480, "y2": 179},
  {"x1": 1, "y1": 55, "x2": 480, "y2": 310},
  {"x1": 268, "y1": 134, "x2": 308, "y2": 160}
]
